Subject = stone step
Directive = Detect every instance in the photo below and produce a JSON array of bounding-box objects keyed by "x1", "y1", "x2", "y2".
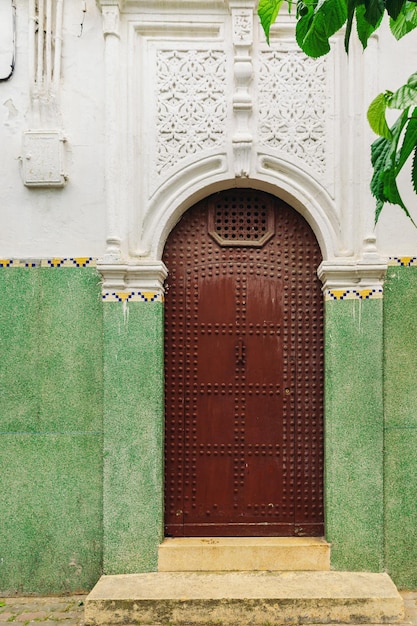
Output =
[
  {"x1": 84, "y1": 570, "x2": 404, "y2": 626},
  {"x1": 158, "y1": 536, "x2": 330, "y2": 571}
]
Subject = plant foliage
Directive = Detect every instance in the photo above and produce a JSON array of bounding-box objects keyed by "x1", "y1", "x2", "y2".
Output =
[{"x1": 257, "y1": 0, "x2": 417, "y2": 224}]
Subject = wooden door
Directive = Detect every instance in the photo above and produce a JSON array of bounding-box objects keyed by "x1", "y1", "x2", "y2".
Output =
[{"x1": 163, "y1": 190, "x2": 324, "y2": 537}]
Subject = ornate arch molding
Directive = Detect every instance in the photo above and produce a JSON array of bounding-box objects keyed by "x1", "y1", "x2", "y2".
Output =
[
  {"x1": 96, "y1": 0, "x2": 387, "y2": 298},
  {"x1": 139, "y1": 154, "x2": 341, "y2": 262},
  {"x1": 98, "y1": 154, "x2": 386, "y2": 298}
]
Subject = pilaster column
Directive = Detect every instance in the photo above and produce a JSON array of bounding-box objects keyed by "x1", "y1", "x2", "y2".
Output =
[
  {"x1": 98, "y1": 0, "x2": 124, "y2": 261},
  {"x1": 318, "y1": 237, "x2": 386, "y2": 572},
  {"x1": 229, "y1": 1, "x2": 255, "y2": 177}
]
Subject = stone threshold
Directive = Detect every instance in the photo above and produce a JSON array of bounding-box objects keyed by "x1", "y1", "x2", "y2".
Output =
[
  {"x1": 84, "y1": 570, "x2": 404, "y2": 626},
  {"x1": 158, "y1": 536, "x2": 330, "y2": 571}
]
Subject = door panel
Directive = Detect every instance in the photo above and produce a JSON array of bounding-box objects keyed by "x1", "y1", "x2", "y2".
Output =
[{"x1": 163, "y1": 190, "x2": 324, "y2": 537}]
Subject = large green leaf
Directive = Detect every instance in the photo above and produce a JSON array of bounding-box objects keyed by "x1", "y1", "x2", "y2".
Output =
[
  {"x1": 371, "y1": 136, "x2": 391, "y2": 198},
  {"x1": 296, "y1": 0, "x2": 348, "y2": 57},
  {"x1": 258, "y1": 0, "x2": 284, "y2": 43},
  {"x1": 367, "y1": 92, "x2": 393, "y2": 138},
  {"x1": 344, "y1": 0, "x2": 360, "y2": 51},
  {"x1": 356, "y1": 2, "x2": 383, "y2": 48},
  {"x1": 371, "y1": 110, "x2": 417, "y2": 224},
  {"x1": 364, "y1": 0, "x2": 385, "y2": 25},
  {"x1": 395, "y1": 106, "x2": 417, "y2": 171},
  {"x1": 390, "y1": 0, "x2": 417, "y2": 38},
  {"x1": 408, "y1": 72, "x2": 417, "y2": 89},
  {"x1": 386, "y1": 0, "x2": 407, "y2": 20},
  {"x1": 388, "y1": 82, "x2": 417, "y2": 109}
]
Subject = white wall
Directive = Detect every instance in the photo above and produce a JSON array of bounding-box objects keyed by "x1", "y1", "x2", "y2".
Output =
[
  {"x1": 0, "y1": 1, "x2": 416, "y2": 260},
  {"x1": 0, "y1": 0, "x2": 106, "y2": 259}
]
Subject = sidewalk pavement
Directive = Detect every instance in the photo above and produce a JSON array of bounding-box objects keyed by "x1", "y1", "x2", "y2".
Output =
[
  {"x1": 0, "y1": 596, "x2": 86, "y2": 626},
  {"x1": 0, "y1": 591, "x2": 416, "y2": 625}
]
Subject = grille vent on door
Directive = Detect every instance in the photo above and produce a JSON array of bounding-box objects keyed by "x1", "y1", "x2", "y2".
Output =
[{"x1": 208, "y1": 191, "x2": 275, "y2": 247}]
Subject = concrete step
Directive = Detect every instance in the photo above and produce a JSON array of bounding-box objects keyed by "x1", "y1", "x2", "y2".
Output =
[
  {"x1": 158, "y1": 536, "x2": 330, "y2": 571},
  {"x1": 84, "y1": 570, "x2": 404, "y2": 626}
]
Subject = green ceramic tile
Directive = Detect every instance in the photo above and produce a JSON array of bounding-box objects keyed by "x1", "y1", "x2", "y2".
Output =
[
  {"x1": 37, "y1": 269, "x2": 103, "y2": 432},
  {"x1": 0, "y1": 268, "x2": 103, "y2": 434},
  {"x1": 384, "y1": 427, "x2": 417, "y2": 588},
  {"x1": 324, "y1": 299, "x2": 384, "y2": 572},
  {"x1": 0, "y1": 269, "x2": 40, "y2": 428},
  {"x1": 384, "y1": 267, "x2": 417, "y2": 428},
  {"x1": 0, "y1": 433, "x2": 103, "y2": 594},
  {"x1": 103, "y1": 302, "x2": 164, "y2": 574}
]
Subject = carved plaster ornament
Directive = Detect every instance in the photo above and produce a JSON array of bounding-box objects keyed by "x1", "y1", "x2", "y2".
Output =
[
  {"x1": 232, "y1": 8, "x2": 254, "y2": 177},
  {"x1": 155, "y1": 50, "x2": 227, "y2": 178},
  {"x1": 258, "y1": 50, "x2": 327, "y2": 176}
]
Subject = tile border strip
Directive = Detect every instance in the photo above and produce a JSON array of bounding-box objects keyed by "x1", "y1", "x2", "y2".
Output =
[
  {"x1": 1, "y1": 256, "x2": 415, "y2": 268},
  {"x1": 102, "y1": 291, "x2": 164, "y2": 303},
  {"x1": 387, "y1": 257, "x2": 417, "y2": 267},
  {"x1": 324, "y1": 288, "x2": 383, "y2": 301},
  {"x1": 0, "y1": 258, "x2": 96, "y2": 268}
]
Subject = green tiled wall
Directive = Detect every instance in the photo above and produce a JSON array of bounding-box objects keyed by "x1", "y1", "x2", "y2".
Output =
[
  {"x1": 0, "y1": 269, "x2": 103, "y2": 594},
  {"x1": 324, "y1": 298, "x2": 384, "y2": 572},
  {"x1": 103, "y1": 302, "x2": 164, "y2": 574},
  {"x1": 384, "y1": 267, "x2": 417, "y2": 588},
  {"x1": 1, "y1": 262, "x2": 417, "y2": 592}
]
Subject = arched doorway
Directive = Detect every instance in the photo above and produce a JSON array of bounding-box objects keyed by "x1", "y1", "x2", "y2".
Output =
[{"x1": 163, "y1": 189, "x2": 324, "y2": 537}]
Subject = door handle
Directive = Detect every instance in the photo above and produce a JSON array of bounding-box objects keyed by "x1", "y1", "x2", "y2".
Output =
[{"x1": 236, "y1": 338, "x2": 246, "y2": 366}]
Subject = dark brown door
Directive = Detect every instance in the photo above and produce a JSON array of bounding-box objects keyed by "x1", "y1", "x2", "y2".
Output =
[{"x1": 163, "y1": 190, "x2": 324, "y2": 537}]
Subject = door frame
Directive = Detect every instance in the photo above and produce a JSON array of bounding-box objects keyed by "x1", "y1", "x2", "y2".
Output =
[{"x1": 99, "y1": 176, "x2": 387, "y2": 573}]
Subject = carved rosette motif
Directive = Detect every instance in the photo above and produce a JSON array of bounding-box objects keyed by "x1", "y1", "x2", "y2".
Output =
[
  {"x1": 155, "y1": 50, "x2": 227, "y2": 177},
  {"x1": 258, "y1": 50, "x2": 327, "y2": 175}
]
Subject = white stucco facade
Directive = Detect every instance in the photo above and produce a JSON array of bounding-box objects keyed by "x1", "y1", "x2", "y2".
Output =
[{"x1": 0, "y1": 0, "x2": 416, "y2": 264}]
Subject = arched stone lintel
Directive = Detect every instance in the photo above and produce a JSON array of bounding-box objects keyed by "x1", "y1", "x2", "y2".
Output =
[
  {"x1": 136, "y1": 153, "x2": 343, "y2": 263},
  {"x1": 100, "y1": 155, "x2": 387, "y2": 294}
]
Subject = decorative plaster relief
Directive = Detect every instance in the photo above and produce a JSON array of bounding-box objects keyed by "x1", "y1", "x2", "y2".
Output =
[
  {"x1": 232, "y1": 8, "x2": 253, "y2": 177},
  {"x1": 102, "y1": 5, "x2": 121, "y2": 37},
  {"x1": 155, "y1": 49, "x2": 227, "y2": 177},
  {"x1": 232, "y1": 10, "x2": 252, "y2": 45},
  {"x1": 258, "y1": 48, "x2": 328, "y2": 176}
]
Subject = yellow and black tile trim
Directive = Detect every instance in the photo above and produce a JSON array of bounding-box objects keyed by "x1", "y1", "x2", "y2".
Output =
[
  {"x1": 102, "y1": 291, "x2": 164, "y2": 303},
  {"x1": 0, "y1": 258, "x2": 96, "y2": 268},
  {"x1": 388, "y1": 257, "x2": 417, "y2": 267},
  {"x1": 325, "y1": 288, "x2": 383, "y2": 301}
]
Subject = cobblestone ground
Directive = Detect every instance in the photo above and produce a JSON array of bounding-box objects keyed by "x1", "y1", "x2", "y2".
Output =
[
  {"x1": 0, "y1": 596, "x2": 86, "y2": 626},
  {"x1": 0, "y1": 591, "x2": 415, "y2": 625}
]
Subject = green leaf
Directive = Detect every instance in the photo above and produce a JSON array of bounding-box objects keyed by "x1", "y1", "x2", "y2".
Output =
[
  {"x1": 390, "y1": 0, "x2": 417, "y2": 38},
  {"x1": 386, "y1": 0, "x2": 407, "y2": 20},
  {"x1": 364, "y1": 0, "x2": 385, "y2": 25},
  {"x1": 412, "y1": 145, "x2": 417, "y2": 194},
  {"x1": 371, "y1": 135, "x2": 392, "y2": 205},
  {"x1": 258, "y1": 0, "x2": 284, "y2": 43},
  {"x1": 344, "y1": 0, "x2": 359, "y2": 52},
  {"x1": 296, "y1": 0, "x2": 348, "y2": 57},
  {"x1": 356, "y1": 3, "x2": 383, "y2": 48},
  {"x1": 368, "y1": 92, "x2": 392, "y2": 138},
  {"x1": 408, "y1": 72, "x2": 417, "y2": 90},
  {"x1": 388, "y1": 83, "x2": 417, "y2": 109},
  {"x1": 371, "y1": 110, "x2": 417, "y2": 225},
  {"x1": 395, "y1": 106, "x2": 417, "y2": 171}
]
